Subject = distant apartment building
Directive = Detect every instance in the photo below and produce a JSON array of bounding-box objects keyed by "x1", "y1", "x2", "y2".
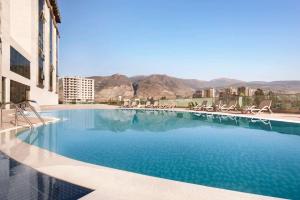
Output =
[
  {"x1": 225, "y1": 87, "x2": 238, "y2": 96},
  {"x1": 202, "y1": 88, "x2": 216, "y2": 98},
  {"x1": 192, "y1": 90, "x2": 203, "y2": 98},
  {"x1": 219, "y1": 86, "x2": 256, "y2": 97},
  {"x1": 237, "y1": 87, "x2": 256, "y2": 96},
  {"x1": 193, "y1": 88, "x2": 216, "y2": 98},
  {"x1": 61, "y1": 77, "x2": 94, "y2": 103},
  {"x1": 0, "y1": 0, "x2": 61, "y2": 105}
]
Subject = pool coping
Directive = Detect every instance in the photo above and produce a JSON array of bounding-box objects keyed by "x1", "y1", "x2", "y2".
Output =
[
  {"x1": 41, "y1": 104, "x2": 300, "y2": 124},
  {"x1": 117, "y1": 107, "x2": 300, "y2": 124},
  {"x1": 0, "y1": 106, "x2": 290, "y2": 200}
]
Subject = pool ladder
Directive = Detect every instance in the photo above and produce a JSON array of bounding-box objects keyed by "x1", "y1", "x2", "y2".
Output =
[{"x1": 0, "y1": 100, "x2": 45, "y2": 129}]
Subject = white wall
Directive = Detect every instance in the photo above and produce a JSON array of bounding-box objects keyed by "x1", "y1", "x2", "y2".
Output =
[
  {"x1": 10, "y1": 0, "x2": 32, "y2": 55},
  {"x1": 0, "y1": 0, "x2": 60, "y2": 105}
]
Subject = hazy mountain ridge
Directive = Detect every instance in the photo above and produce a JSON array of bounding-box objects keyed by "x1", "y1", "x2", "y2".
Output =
[
  {"x1": 89, "y1": 74, "x2": 134, "y2": 102},
  {"x1": 133, "y1": 74, "x2": 195, "y2": 99},
  {"x1": 230, "y1": 81, "x2": 300, "y2": 94},
  {"x1": 86, "y1": 74, "x2": 300, "y2": 101}
]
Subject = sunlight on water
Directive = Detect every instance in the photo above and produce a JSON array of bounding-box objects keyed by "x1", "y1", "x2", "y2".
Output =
[{"x1": 18, "y1": 109, "x2": 300, "y2": 199}]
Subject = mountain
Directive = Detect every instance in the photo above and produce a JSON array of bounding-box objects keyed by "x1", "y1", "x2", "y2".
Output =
[
  {"x1": 180, "y1": 79, "x2": 206, "y2": 90},
  {"x1": 207, "y1": 78, "x2": 245, "y2": 88},
  {"x1": 235, "y1": 81, "x2": 300, "y2": 94},
  {"x1": 133, "y1": 74, "x2": 194, "y2": 99},
  {"x1": 89, "y1": 74, "x2": 134, "y2": 102},
  {"x1": 60, "y1": 74, "x2": 300, "y2": 102}
]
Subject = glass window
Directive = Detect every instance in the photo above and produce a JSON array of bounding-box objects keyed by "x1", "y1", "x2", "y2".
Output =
[
  {"x1": 10, "y1": 47, "x2": 31, "y2": 79},
  {"x1": 50, "y1": 16, "x2": 53, "y2": 66},
  {"x1": 49, "y1": 16, "x2": 53, "y2": 91},
  {"x1": 38, "y1": 0, "x2": 45, "y2": 87},
  {"x1": 10, "y1": 80, "x2": 30, "y2": 103},
  {"x1": 56, "y1": 34, "x2": 59, "y2": 93},
  {"x1": 1, "y1": 77, "x2": 6, "y2": 103}
]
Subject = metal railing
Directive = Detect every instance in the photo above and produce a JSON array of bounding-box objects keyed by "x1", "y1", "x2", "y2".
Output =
[
  {"x1": 20, "y1": 100, "x2": 45, "y2": 125},
  {"x1": 0, "y1": 100, "x2": 45, "y2": 129}
]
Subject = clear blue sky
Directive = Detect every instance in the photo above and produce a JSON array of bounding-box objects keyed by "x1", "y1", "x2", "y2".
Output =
[{"x1": 58, "y1": 0, "x2": 300, "y2": 81}]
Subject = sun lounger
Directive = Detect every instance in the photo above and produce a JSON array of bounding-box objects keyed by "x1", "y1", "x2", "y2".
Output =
[
  {"x1": 145, "y1": 101, "x2": 152, "y2": 108},
  {"x1": 169, "y1": 103, "x2": 176, "y2": 109},
  {"x1": 203, "y1": 103, "x2": 214, "y2": 111},
  {"x1": 214, "y1": 100, "x2": 223, "y2": 111},
  {"x1": 192, "y1": 103, "x2": 201, "y2": 110},
  {"x1": 159, "y1": 104, "x2": 167, "y2": 109},
  {"x1": 244, "y1": 100, "x2": 273, "y2": 114},
  {"x1": 194, "y1": 101, "x2": 208, "y2": 111},
  {"x1": 130, "y1": 101, "x2": 138, "y2": 108},
  {"x1": 220, "y1": 100, "x2": 237, "y2": 112},
  {"x1": 137, "y1": 103, "x2": 145, "y2": 108},
  {"x1": 121, "y1": 101, "x2": 130, "y2": 108},
  {"x1": 153, "y1": 101, "x2": 159, "y2": 108},
  {"x1": 163, "y1": 103, "x2": 176, "y2": 109}
]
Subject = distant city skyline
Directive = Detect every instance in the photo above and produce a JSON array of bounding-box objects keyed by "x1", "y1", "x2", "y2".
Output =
[{"x1": 58, "y1": 0, "x2": 300, "y2": 81}]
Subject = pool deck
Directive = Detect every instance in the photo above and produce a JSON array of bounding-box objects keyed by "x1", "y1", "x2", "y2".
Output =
[{"x1": 1, "y1": 104, "x2": 298, "y2": 200}]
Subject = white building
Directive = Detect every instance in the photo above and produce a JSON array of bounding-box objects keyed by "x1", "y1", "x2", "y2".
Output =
[
  {"x1": 61, "y1": 77, "x2": 94, "y2": 103},
  {"x1": 202, "y1": 88, "x2": 216, "y2": 98},
  {"x1": 0, "y1": 0, "x2": 61, "y2": 105}
]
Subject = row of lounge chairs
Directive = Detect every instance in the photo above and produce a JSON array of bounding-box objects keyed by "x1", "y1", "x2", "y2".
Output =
[
  {"x1": 121, "y1": 101, "x2": 176, "y2": 109},
  {"x1": 192, "y1": 100, "x2": 273, "y2": 114},
  {"x1": 121, "y1": 99, "x2": 273, "y2": 115}
]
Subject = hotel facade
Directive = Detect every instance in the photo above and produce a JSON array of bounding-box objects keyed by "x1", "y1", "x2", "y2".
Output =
[
  {"x1": 0, "y1": 0, "x2": 61, "y2": 105},
  {"x1": 61, "y1": 77, "x2": 95, "y2": 104}
]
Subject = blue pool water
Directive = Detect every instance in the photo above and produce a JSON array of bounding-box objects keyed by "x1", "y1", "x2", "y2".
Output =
[{"x1": 18, "y1": 109, "x2": 300, "y2": 199}]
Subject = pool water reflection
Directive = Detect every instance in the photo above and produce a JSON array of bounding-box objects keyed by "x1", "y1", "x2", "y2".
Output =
[{"x1": 18, "y1": 109, "x2": 300, "y2": 199}]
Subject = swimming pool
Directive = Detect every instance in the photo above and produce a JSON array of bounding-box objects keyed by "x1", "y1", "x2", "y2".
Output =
[{"x1": 18, "y1": 109, "x2": 300, "y2": 199}]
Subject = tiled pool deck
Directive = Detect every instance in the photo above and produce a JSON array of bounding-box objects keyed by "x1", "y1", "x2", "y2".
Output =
[
  {"x1": 2, "y1": 104, "x2": 299, "y2": 200},
  {"x1": 0, "y1": 151, "x2": 93, "y2": 200}
]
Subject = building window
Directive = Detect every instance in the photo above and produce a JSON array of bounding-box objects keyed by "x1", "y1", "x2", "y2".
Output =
[
  {"x1": 10, "y1": 80, "x2": 30, "y2": 103},
  {"x1": 56, "y1": 33, "x2": 59, "y2": 93},
  {"x1": 49, "y1": 16, "x2": 53, "y2": 91},
  {"x1": 10, "y1": 47, "x2": 31, "y2": 79},
  {"x1": 49, "y1": 16, "x2": 53, "y2": 66},
  {"x1": 1, "y1": 77, "x2": 6, "y2": 103},
  {"x1": 38, "y1": 0, "x2": 45, "y2": 87}
]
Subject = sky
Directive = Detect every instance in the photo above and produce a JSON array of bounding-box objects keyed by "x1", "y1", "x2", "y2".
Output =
[{"x1": 58, "y1": 0, "x2": 300, "y2": 81}]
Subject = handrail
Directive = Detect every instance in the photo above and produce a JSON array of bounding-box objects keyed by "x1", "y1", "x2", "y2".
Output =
[
  {"x1": 20, "y1": 100, "x2": 45, "y2": 125},
  {"x1": 0, "y1": 102, "x2": 33, "y2": 128},
  {"x1": 15, "y1": 104, "x2": 34, "y2": 128}
]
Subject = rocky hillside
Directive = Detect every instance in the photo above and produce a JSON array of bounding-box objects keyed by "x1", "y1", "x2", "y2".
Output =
[
  {"x1": 132, "y1": 74, "x2": 194, "y2": 99},
  {"x1": 89, "y1": 74, "x2": 134, "y2": 102},
  {"x1": 59, "y1": 74, "x2": 300, "y2": 102}
]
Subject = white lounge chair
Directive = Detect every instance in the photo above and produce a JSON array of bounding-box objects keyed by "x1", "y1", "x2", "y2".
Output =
[
  {"x1": 244, "y1": 100, "x2": 273, "y2": 114},
  {"x1": 169, "y1": 103, "x2": 176, "y2": 109},
  {"x1": 159, "y1": 103, "x2": 167, "y2": 109},
  {"x1": 194, "y1": 101, "x2": 207, "y2": 111},
  {"x1": 153, "y1": 101, "x2": 159, "y2": 108},
  {"x1": 163, "y1": 103, "x2": 176, "y2": 109},
  {"x1": 130, "y1": 101, "x2": 138, "y2": 108},
  {"x1": 121, "y1": 101, "x2": 130, "y2": 108},
  {"x1": 203, "y1": 103, "x2": 214, "y2": 111},
  {"x1": 214, "y1": 100, "x2": 223, "y2": 112},
  {"x1": 145, "y1": 101, "x2": 152, "y2": 108},
  {"x1": 220, "y1": 100, "x2": 237, "y2": 112}
]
